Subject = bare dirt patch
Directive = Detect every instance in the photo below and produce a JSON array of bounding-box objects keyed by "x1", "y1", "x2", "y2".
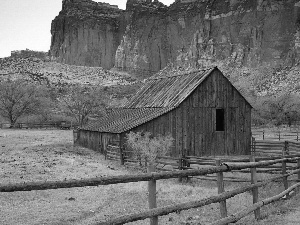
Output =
[{"x1": 0, "y1": 129, "x2": 298, "y2": 225}]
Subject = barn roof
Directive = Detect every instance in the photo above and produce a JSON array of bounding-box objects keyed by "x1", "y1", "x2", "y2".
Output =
[
  {"x1": 81, "y1": 67, "x2": 251, "y2": 133},
  {"x1": 84, "y1": 107, "x2": 174, "y2": 133},
  {"x1": 124, "y1": 67, "x2": 214, "y2": 108}
]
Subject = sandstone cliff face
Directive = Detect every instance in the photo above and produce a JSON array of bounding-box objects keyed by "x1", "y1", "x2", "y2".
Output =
[
  {"x1": 50, "y1": 0, "x2": 300, "y2": 73},
  {"x1": 50, "y1": 0, "x2": 123, "y2": 69}
]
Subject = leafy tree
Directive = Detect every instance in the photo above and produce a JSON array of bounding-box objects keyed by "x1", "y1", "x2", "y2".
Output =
[
  {"x1": 261, "y1": 93, "x2": 300, "y2": 127},
  {"x1": 0, "y1": 80, "x2": 46, "y2": 125},
  {"x1": 59, "y1": 86, "x2": 107, "y2": 126}
]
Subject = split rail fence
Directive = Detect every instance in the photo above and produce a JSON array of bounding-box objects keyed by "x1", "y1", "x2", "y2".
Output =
[
  {"x1": 2, "y1": 153, "x2": 300, "y2": 224},
  {"x1": 105, "y1": 139, "x2": 300, "y2": 181}
]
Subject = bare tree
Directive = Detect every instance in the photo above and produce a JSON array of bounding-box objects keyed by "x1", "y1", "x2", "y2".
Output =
[
  {"x1": 59, "y1": 86, "x2": 107, "y2": 126},
  {"x1": 0, "y1": 80, "x2": 43, "y2": 125}
]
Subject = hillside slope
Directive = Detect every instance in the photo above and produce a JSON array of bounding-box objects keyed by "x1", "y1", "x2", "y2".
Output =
[{"x1": 0, "y1": 57, "x2": 136, "y2": 87}]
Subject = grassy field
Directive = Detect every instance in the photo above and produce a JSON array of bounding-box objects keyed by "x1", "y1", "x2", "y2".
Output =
[{"x1": 0, "y1": 129, "x2": 299, "y2": 225}]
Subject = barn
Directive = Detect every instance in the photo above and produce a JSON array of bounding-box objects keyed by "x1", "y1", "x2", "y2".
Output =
[{"x1": 77, "y1": 67, "x2": 252, "y2": 157}]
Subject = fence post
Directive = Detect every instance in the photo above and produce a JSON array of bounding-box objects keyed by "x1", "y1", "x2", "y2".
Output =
[
  {"x1": 282, "y1": 151, "x2": 289, "y2": 198},
  {"x1": 250, "y1": 154, "x2": 260, "y2": 220},
  {"x1": 104, "y1": 144, "x2": 107, "y2": 160},
  {"x1": 178, "y1": 154, "x2": 183, "y2": 182},
  {"x1": 216, "y1": 159, "x2": 227, "y2": 218},
  {"x1": 183, "y1": 151, "x2": 190, "y2": 182},
  {"x1": 297, "y1": 158, "x2": 300, "y2": 181},
  {"x1": 279, "y1": 131, "x2": 281, "y2": 141},
  {"x1": 263, "y1": 130, "x2": 265, "y2": 140},
  {"x1": 148, "y1": 164, "x2": 158, "y2": 225},
  {"x1": 251, "y1": 137, "x2": 256, "y2": 156},
  {"x1": 73, "y1": 130, "x2": 78, "y2": 145},
  {"x1": 120, "y1": 146, "x2": 124, "y2": 165},
  {"x1": 283, "y1": 141, "x2": 289, "y2": 156}
]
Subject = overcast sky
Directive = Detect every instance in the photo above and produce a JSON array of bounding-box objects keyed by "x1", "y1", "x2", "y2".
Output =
[{"x1": 0, "y1": 0, "x2": 174, "y2": 58}]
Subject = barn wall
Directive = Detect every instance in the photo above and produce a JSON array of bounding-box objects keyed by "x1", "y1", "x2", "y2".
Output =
[
  {"x1": 122, "y1": 70, "x2": 251, "y2": 157},
  {"x1": 77, "y1": 130, "x2": 120, "y2": 154}
]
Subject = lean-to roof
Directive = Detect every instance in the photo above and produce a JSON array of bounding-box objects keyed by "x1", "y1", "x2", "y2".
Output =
[{"x1": 83, "y1": 107, "x2": 174, "y2": 133}]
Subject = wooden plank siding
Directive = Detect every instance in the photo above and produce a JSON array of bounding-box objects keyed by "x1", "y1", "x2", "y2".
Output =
[
  {"x1": 78, "y1": 130, "x2": 120, "y2": 154},
  {"x1": 79, "y1": 69, "x2": 251, "y2": 158}
]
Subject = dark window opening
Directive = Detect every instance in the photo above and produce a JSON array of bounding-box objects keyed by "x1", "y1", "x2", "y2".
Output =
[{"x1": 216, "y1": 108, "x2": 225, "y2": 131}]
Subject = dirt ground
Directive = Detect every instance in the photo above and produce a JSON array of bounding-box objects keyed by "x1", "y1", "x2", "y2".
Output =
[{"x1": 0, "y1": 129, "x2": 299, "y2": 225}]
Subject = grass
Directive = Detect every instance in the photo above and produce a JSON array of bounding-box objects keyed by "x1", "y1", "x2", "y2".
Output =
[{"x1": 0, "y1": 129, "x2": 299, "y2": 225}]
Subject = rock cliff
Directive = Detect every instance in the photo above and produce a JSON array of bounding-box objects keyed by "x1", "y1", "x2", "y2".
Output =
[
  {"x1": 50, "y1": 0, "x2": 123, "y2": 69},
  {"x1": 50, "y1": 0, "x2": 300, "y2": 73}
]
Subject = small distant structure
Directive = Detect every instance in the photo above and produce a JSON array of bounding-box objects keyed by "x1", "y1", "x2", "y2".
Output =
[
  {"x1": 180, "y1": 0, "x2": 198, "y2": 3},
  {"x1": 10, "y1": 49, "x2": 47, "y2": 59},
  {"x1": 77, "y1": 67, "x2": 252, "y2": 157},
  {"x1": 97, "y1": 2, "x2": 119, "y2": 9},
  {"x1": 62, "y1": 0, "x2": 120, "y2": 10}
]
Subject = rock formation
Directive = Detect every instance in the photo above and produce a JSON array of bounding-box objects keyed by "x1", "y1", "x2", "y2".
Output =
[
  {"x1": 50, "y1": 0, "x2": 300, "y2": 73},
  {"x1": 50, "y1": 0, "x2": 123, "y2": 69}
]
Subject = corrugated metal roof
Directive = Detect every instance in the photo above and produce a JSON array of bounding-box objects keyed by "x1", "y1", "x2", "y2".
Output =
[
  {"x1": 82, "y1": 107, "x2": 174, "y2": 133},
  {"x1": 124, "y1": 68, "x2": 214, "y2": 108}
]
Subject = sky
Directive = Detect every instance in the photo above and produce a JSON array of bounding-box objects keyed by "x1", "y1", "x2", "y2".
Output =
[{"x1": 0, "y1": 0, "x2": 174, "y2": 58}]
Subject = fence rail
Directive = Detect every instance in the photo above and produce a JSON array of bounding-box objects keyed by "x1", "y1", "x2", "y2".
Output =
[
  {"x1": 0, "y1": 122, "x2": 78, "y2": 130},
  {"x1": 4, "y1": 134, "x2": 300, "y2": 224},
  {"x1": 2, "y1": 154, "x2": 300, "y2": 225},
  {"x1": 252, "y1": 130, "x2": 300, "y2": 141},
  {"x1": 104, "y1": 139, "x2": 300, "y2": 182}
]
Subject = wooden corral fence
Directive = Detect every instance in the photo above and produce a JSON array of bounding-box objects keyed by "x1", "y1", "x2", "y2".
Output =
[
  {"x1": 102, "y1": 138, "x2": 300, "y2": 182},
  {"x1": 0, "y1": 122, "x2": 78, "y2": 130},
  {"x1": 252, "y1": 129, "x2": 300, "y2": 141},
  {"x1": 1, "y1": 155, "x2": 300, "y2": 225}
]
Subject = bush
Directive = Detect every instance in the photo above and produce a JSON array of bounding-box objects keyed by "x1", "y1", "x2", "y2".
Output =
[{"x1": 126, "y1": 131, "x2": 174, "y2": 165}]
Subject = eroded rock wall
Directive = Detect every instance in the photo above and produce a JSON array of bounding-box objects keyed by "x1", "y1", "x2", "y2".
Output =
[
  {"x1": 50, "y1": 0, "x2": 300, "y2": 72},
  {"x1": 50, "y1": 0, "x2": 123, "y2": 69}
]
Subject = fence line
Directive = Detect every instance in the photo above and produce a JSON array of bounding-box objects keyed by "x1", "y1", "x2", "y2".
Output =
[
  {"x1": 252, "y1": 130, "x2": 300, "y2": 141},
  {"x1": 5, "y1": 134, "x2": 300, "y2": 224},
  {"x1": 3, "y1": 158, "x2": 292, "y2": 192},
  {"x1": 2, "y1": 155, "x2": 300, "y2": 225},
  {"x1": 210, "y1": 182, "x2": 300, "y2": 225},
  {"x1": 98, "y1": 168, "x2": 300, "y2": 225},
  {"x1": 103, "y1": 139, "x2": 300, "y2": 182},
  {"x1": 0, "y1": 122, "x2": 78, "y2": 130}
]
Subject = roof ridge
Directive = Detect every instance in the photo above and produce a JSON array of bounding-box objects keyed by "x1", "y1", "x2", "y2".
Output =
[{"x1": 149, "y1": 67, "x2": 216, "y2": 80}]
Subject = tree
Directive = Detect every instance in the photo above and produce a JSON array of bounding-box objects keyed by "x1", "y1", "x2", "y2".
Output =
[
  {"x1": 59, "y1": 86, "x2": 107, "y2": 126},
  {"x1": 0, "y1": 80, "x2": 45, "y2": 125},
  {"x1": 262, "y1": 93, "x2": 300, "y2": 127}
]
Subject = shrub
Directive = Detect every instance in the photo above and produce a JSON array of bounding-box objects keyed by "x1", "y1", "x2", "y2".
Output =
[{"x1": 126, "y1": 131, "x2": 174, "y2": 165}]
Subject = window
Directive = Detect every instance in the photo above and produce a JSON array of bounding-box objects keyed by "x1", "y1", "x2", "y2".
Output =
[{"x1": 216, "y1": 108, "x2": 225, "y2": 131}]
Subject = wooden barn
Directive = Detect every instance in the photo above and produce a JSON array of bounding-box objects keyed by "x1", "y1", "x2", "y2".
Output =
[{"x1": 77, "y1": 67, "x2": 252, "y2": 157}]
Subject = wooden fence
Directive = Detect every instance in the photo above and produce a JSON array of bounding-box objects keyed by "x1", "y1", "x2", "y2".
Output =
[
  {"x1": 252, "y1": 129, "x2": 300, "y2": 141},
  {"x1": 2, "y1": 154, "x2": 300, "y2": 225},
  {"x1": 0, "y1": 122, "x2": 78, "y2": 130},
  {"x1": 104, "y1": 139, "x2": 300, "y2": 181}
]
